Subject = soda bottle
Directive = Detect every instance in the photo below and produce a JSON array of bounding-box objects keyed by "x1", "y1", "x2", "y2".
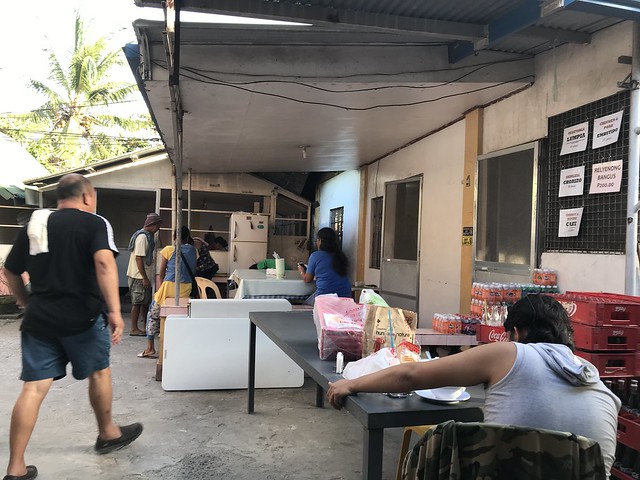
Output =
[
  {"x1": 482, "y1": 301, "x2": 490, "y2": 326},
  {"x1": 629, "y1": 380, "x2": 639, "y2": 407}
]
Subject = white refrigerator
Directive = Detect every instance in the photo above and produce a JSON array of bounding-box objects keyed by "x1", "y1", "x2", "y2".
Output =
[{"x1": 229, "y1": 213, "x2": 269, "y2": 273}]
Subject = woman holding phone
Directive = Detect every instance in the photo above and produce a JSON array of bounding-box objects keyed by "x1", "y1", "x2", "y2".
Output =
[{"x1": 298, "y1": 227, "x2": 351, "y2": 305}]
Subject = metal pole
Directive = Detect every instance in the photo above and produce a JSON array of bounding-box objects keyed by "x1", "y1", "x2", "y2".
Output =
[
  {"x1": 187, "y1": 168, "x2": 192, "y2": 230},
  {"x1": 626, "y1": 22, "x2": 640, "y2": 296}
]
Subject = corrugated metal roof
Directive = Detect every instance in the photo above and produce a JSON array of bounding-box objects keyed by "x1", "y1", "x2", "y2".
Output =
[{"x1": 135, "y1": 0, "x2": 631, "y2": 57}]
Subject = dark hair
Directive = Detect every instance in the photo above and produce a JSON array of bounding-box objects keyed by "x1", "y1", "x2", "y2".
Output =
[
  {"x1": 503, "y1": 294, "x2": 575, "y2": 350},
  {"x1": 204, "y1": 232, "x2": 216, "y2": 244},
  {"x1": 57, "y1": 174, "x2": 92, "y2": 201},
  {"x1": 316, "y1": 227, "x2": 349, "y2": 277},
  {"x1": 174, "y1": 226, "x2": 192, "y2": 243},
  {"x1": 215, "y1": 236, "x2": 228, "y2": 249}
]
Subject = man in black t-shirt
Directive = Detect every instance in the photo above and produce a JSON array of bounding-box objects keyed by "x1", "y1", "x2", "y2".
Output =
[{"x1": 3, "y1": 174, "x2": 143, "y2": 480}]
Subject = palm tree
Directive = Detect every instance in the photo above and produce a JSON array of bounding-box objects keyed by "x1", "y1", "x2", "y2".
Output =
[{"x1": 1, "y1": 13, "x2": 157, "y2": 171}]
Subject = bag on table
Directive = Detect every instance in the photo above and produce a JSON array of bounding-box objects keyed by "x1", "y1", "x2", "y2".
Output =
[
  {"x1": 342, "y1": 347, "x2": 399, "y2": 380},
  {"x1": 312, "y1": 294, "x2": 366, "y2": 361},
  {"x1": 362, "y1": 305, "x2": 417, "y2": 357}
]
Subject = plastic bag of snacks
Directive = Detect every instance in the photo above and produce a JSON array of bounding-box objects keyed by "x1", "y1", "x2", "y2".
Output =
[
  {"x1": 358, "y1": 289, "x2": 389, "y2": 306},
  {"x1": 313, "y1": 294, "x2": 366, "y2": 361},
  {"x1": 342, "y1": 347, "x2": 399, "y2": 380},
  {"x1": 395, "y1": 341, "x2": 421, "y2": 363}
]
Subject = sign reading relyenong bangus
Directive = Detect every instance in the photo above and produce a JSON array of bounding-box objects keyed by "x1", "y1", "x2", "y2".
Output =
[{"x1": 545, "y1": 90, "x2": 630, "y2": 253}]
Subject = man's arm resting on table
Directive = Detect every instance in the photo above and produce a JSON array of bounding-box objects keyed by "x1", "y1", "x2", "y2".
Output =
[
  {"x1": 94, "y1": 249, "x2": 124, "y2": 344},
  {"x1": 326, "y1": 341, "x2": 517, "y2": 409}
]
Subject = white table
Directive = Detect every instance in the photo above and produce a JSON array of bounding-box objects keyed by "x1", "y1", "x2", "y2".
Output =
[{"x1": 229, "y1": 269, "x2": 315, "y2": 303}]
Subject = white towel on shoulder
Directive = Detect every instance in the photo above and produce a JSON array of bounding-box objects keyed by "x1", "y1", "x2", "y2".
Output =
[{"x1": 27, "y1": 209, "x2": 53, "y2": 255}]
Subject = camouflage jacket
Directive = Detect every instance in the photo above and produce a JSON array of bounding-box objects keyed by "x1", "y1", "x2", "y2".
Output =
[{"x1": 401, "y1": 421, "x2": 605, "y2": 480}]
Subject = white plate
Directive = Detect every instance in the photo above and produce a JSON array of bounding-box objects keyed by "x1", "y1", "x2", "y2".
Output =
[{"x1": 414, "y1": 389, "x2": 471, "y2": 404}]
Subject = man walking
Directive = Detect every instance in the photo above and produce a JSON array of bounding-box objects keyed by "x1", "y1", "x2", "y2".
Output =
[
  {"x1": 126, "y1": 212, "x2": 162, "y2": 336},
  {"x1": 3, "y1": 174, "x2": 142, "y2": 480}
]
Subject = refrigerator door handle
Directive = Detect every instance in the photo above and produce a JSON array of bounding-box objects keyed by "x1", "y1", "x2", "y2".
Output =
[
  {"x1": 233, "y1": 221, "x2": 237, "y2": 239},
  {"x1": 233, "y1": 245, "x2": 237, "y2": 262}
]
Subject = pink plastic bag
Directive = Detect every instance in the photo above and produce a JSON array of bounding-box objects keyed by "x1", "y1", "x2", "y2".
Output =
[{"x1": 313, "y1": 294, "x2": 366, "y2": 360}]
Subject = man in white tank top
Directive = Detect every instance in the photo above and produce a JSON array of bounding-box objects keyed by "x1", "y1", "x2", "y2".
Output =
[{"x1": 327, "y1": 294, "x2": 621, "y2": 477}]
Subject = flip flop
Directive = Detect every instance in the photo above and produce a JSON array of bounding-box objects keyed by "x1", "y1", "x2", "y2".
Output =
[
  {"x1": 129, "y1": 332, "x2": 146, "y2": 337},
  {"x1": 3, "y1": 465, "x2": 38, "y2": 480},
  {"x1": 137, "y1": 352, "x2": 158, "y2": 359}
]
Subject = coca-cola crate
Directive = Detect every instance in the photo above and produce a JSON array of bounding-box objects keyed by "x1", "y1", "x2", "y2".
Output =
[
  {"x1": 572, "y1": 323, "x2": 638, "y2": 352},
  {"x1": 566, "y1": 291, "x2": 640, "y2": 304},
  {"x1": 611, "y1": 465, "x2": 636, "y2": 480},
  {"x1": 476, "y1": 325, "x2": 509, "y2": 343},
  {"x1": 574, "y1": 350, "x2": 636, "y2": 377},
  {"x1": 617, "y1": 413, "x2": 640, "y2": 452},
  {"x1": 553, "y1": 294, "x2": 640, "y2": 327}
]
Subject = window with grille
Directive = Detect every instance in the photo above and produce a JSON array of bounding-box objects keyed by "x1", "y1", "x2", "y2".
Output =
[
  {"x1": 330, "y1": 207, "x2": 344, "y2": 248},
  {"x1": 370, "y1": 197, "x2": 383, "y2": 269}
]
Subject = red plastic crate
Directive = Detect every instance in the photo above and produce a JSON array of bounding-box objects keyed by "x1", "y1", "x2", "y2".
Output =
[
  {"x1": 476, "y1": 325, "x2": 509, "y2": 343},
  {"x1": 566, "y1": 291, "x2": 640, "y2": 304},
  {"x1": 611, "y1": 465, "x2": 635, "y2": 480},
  {"x1": 572, "y1": 323, "x2": 638, "y2": 352},
  {"x1": 553, "y1": 294, "x2": 640, "y2": 327},
  {"x1": 574, "y1": 350, "x2": 637, "y2": 377},
  {"x1": 617, "y1": 413, "x2": 640, "y2": 452}
]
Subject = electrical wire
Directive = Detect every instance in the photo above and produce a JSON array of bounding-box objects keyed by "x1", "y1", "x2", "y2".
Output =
[
  {"x1": 178, "y1": 60, "x2": 506, "y2": 94},
  {"x1": 175, "y1": 69, "x2": 534, "y2": 111},
  {"x1": 159, "y1": 55, "x2": 530, "y2": 80}
]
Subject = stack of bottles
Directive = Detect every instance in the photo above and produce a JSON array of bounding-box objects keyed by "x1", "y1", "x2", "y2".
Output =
[
  {"x1": 470, "y1": 281, "x2": 561, "y2": 324},
  {"x1": 532, "y1": 268, "x2": 559, "y2": 288},
  {"x1": 605, "y1": 378, "x2": 640, "y2": 477},
  {"x1": 431, "y1": 313, "x2": 480, "y2": 336}
]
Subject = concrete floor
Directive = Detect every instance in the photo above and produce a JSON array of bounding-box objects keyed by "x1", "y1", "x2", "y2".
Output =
[{"x1": 0, "y1": 306, "x2": 404, "y2": 480}]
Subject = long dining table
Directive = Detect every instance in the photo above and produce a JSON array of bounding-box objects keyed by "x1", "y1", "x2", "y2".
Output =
[
  {"x1": 230, "y1": 268, "x2": 316, "y2": 303},
  {"x1": 247, "y1": 310, "x2": 484, "y2": 480}
]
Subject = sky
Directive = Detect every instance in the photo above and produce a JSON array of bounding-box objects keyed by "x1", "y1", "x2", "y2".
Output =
[{"x1": 0, "y1": 0, "x2": 284, "y2": 115}]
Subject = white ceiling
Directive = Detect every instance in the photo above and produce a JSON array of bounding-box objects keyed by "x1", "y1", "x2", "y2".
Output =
[
  {"x1": 129, "y1": 0, "x2": 629, "y2": 174},
  {"x1": 134, "y1": 22, "x2": 533, "y2": 173}
]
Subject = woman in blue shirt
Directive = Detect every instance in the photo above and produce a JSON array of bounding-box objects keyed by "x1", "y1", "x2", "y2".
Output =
[{"x1": 299, "y1": 227, "x2": 351, "y2": 304}]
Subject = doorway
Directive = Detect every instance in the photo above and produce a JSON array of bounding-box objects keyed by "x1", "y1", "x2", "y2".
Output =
[{"x1": 379, "y1": 176, "x2": 422, "y2": 312}]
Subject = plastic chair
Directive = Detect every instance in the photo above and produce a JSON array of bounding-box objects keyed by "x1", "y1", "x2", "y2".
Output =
[
  {"x1": 395, "y1": 425, "x2": 431, "y2": 480},
  {"x1": 195, "y1": 277, "x2": 222, "y2": 299},
  {"x1": 399, "y1": 421, "x2": 605, "y2": 480}
]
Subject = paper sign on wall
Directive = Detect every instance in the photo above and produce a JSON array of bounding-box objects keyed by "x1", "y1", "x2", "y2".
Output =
[
  {"x1": 558, "y1": 166, "x2": 585, "y2": 197},
  {"x1": 589, "y1": 160, "x2": 623, "y2": 194},
  {"x1": 592, "y1": 110, "x2": 623, "y2": 149},
  {"x1": 558, "y1": 207, "x2": 584, "y2": 238},
  {"x1": 560, "y1": 122, "x2": 589, "y2": 156}
]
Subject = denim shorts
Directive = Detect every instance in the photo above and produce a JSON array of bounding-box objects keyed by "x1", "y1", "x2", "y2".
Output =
[{"x1": 21, "y1": 314, "x2": 111, "y2": 382}]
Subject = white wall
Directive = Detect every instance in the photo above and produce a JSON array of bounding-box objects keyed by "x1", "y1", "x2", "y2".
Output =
[
  {"x1": 482, "y1": 21, "x2": 632, "y2": 293},
  {"x1": 541, "y1": 252, "x2": 625, "y2": 293},
  {"x1": 483, "y1": 22, "x2": 632, "y2": 153},
  {"x1": 360, "y1": 121, "x2": 466, "y2": 326},
  {"x1": 317, "y1": 170, "x2": 361, "y2": 283}
]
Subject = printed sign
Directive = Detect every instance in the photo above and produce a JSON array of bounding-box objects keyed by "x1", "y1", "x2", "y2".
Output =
[
  {"x1": 560, "y1": 122, "x2": 589, "y2": 156},
  {"x1": 589, "y1": 160, "x2": 623, "y2": 194},
  {"x1": 558, "y1": 207, "x2": 584, "y2": 238},
  {"x1": 558, "y1": 166, "x2": 585, "y2": 197},
  {"x1": 592, "y1": 110, "x2": 623, "y2": 149}
]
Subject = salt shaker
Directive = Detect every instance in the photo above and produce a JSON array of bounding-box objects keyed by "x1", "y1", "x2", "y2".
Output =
[{"x1": 336, "y1": 352, "x2": 344, "y2": 374}]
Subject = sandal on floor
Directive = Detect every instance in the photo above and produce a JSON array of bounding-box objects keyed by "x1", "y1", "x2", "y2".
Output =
[
  {"x1": 137, "y1": 351, "x2": 158, "y2": 359},
  {"x1": 95, "y1": 423, "x2": 144, "y2": 454},
  {"x1": 3, "y1": 465, "x2": 38, "y2": 480}
]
